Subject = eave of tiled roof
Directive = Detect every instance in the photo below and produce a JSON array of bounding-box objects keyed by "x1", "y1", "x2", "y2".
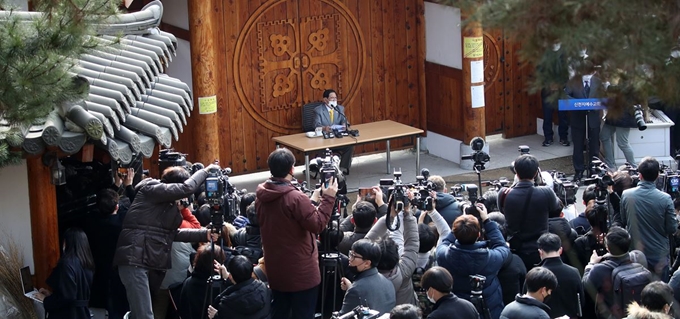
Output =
[{"x1": 0, "y1": 1, "x2": 193, "y2": 164}]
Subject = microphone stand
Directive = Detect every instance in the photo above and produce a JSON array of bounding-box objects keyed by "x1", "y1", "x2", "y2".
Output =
[{"x1": 331, "y1": 105, "x2": 358, "y2": 136}]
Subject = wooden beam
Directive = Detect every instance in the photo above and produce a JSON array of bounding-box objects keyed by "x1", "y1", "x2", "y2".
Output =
[
  {"x1": 160, "y1": 22, "x2": 191, "y2": 43},
  {"x1": 461, "y1": 11, "x2": 486, "y2": 144},
  {"x1": 188, "y1": 0, "x2": 224, "y2": 165},
  {"x1": 26, "y1": 156, "x2": 59, "y2": 289}
]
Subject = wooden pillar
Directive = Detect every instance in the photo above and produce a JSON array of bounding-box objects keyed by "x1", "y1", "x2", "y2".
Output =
[
  {"x1": 26, "y1": 156, "x2": 59, "y2": 288},
  {"x1": 461, "y1": 12, "x2": 486, "y2": 144},
  {"x1": 188, "y1": 0, "x2": 223, "y2": 165}
]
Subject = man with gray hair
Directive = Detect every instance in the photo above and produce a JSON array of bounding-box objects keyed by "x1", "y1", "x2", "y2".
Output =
[{"x1": 427, "y1": 175, "x2": 462, "y2": 226}]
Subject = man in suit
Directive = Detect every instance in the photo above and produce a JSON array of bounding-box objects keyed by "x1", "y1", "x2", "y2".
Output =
[
  {"x1": 339, "y1": 239, "x2": 396, "y2": 315},
  {"x1": 565, "y1": 71, "x2": 603, "y2": 182},
  {"x1": 536, "y1": 233, "x2": 584, "y2": 318},
  {"x1": 314, "y1": 89, "x2": 354, "y2": 174}
]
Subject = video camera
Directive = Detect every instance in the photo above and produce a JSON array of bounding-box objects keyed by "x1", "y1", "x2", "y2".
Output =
[
  {"x1": 331, "y1": 305, "x2": 380, "y2": 319},
  {"x1": 549, "y1": 171, "x2": 578, "y2": 205},
  {"x1": 582, "y1": 158, "x2": 614, "y2": 204},
  {"x1": 309, "y1": 148, "x2": 346, "y2": 193},
  {"x1": 461, "y1": 137, "x2": 490, "y2": 171},
  {"x1": 158, "y1": 149, "x2": 188, "y2": 174},
  {"x1": 203, "y1": 162, "x2": 244, "y2": 231}
]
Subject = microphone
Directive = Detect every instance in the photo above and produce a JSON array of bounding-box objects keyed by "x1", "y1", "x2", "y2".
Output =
[{"x1": 330, "y1": 104, "x2": 349, "y2": 127}]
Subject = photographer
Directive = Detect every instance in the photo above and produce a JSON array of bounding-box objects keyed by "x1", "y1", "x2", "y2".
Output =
[
  {"x1": 583, "y1": 227, "x2": 651, "y2": 319},
  {"x1": 500, "y1": 267, "x2": 557, "y2": 319},
  {"x1": 113, "y1": 164, "x2": 218, "y2": 319},
  {"x1": 608, "y1": 170, "x2": 634, "y2": 228},
  {"x1": 365, "y1": 193, "x2": 420, "y2": 306},
  {"x1": 600, "y1": 104, "x2": 638, "y2": 170},
  {"x1": 256, "y1": 148, "x2": 338, "y2": 319},
  {"x1": 572, "y1": 200, "x2": 608, "y2": 275},
  {"x1": 436, "y1": 204, "x2": 510, "y2": 319},
  {"x1": 621, "y1": 157, "x2": 677, "y2": 281},
  {"x1": 498, "y1": 154, "x2": 561, "y2": 271},
  {"x1": 427, "y1": 175, "x2": 463, "y2": 226},
  {"x1": 569, "y1": 185, "x2": 597, "y2": 235},
  {"x1": 338, "y1": 200, "x2": 377, "y2": 255},
  {"x1": 339, "y1": 239, "x2": 396, "y2": 315}
]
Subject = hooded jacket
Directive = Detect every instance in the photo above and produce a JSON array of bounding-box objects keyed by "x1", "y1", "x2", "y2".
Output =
[
  {"x1": 216, "y1": 278, "x2": 271, "y2": 319},
  {"x1": 113, "y1": 170, "x2": 209, "y2": 270},
  {"x1": 436, "y1": 219, "x2": 510, "y2": 319},
  {"x1": 625, "y1": 302, "x2": 672, "y2": 319},
  {"x1": 256, "y1": 177, "x2": 335, "y2": 292}
]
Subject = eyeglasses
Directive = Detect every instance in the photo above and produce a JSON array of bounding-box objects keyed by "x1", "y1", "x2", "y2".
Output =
[{"x1": 348, "y1": 250, "x2": 364, "y2": 260}]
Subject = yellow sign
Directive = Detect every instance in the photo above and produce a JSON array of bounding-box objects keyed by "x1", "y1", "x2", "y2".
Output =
[
  {"x1": 463, "y1": 37, "x2": 484, "y2": 59},
  {"x1": 198, "y1": 95, "x2": 217, "y2": 115}
]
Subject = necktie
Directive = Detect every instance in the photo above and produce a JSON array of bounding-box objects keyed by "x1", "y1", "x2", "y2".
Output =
[
  {"x1": 584, "y1": 81, "x2": 590, "y2": 97},
  {"x1": 329, "y1": 108, "x2": 334, "y2": 123}
]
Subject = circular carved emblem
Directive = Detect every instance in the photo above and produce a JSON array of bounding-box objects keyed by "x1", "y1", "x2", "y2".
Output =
[
  {"x1": 233, "y1": 0, "x2": 366, "y2": 134},
  {"x1": 483, "y1": 32, "x2": 502, "y2": 92}
]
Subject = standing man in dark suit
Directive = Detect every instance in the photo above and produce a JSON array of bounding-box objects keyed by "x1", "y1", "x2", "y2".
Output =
[
  {"x1": 536, "y1": 233, "x2": 584, "y2": 319},
  {"x1": 565, "y1": 71, "x2": 603, "y2": 182},
  {"x1": 314, "y1": 89, "x2": 354, "y2": 174}
]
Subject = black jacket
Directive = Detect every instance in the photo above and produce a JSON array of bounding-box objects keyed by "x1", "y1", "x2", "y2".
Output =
[
  {"x1": 498, "y1": 253, "x2": 527, "y2": 306},
  {"x1": 538, "y1": 257, "x2": 584, "y2": 318},
  {"x1": 216, "y1": 278, "x2": 271, "y2": 319},
  {"x1": 500, "y1": 294, "x2": 551, "y2": 319},
  {"x1": 232, "y1": 225, "x2": 262, "y2": 249},
  {"x1": 86, "y1": 212, "x2": 124, "y2": 308},
  {"x1": 548, "y1": 217, "x2": 578, "y2": 264},
  {"x1": 499, "y1": 181, "x2": 560, "y2": 254},
  {"x1": 569, "y1": 212, "x2": 591, "y2": 236},
  {"x1": 43, "y1": 256, "x2": 94, "y2": 319},
  {"x1": 428, "y1": 294, "x2": 479, "y2": 319},
  {"x1": 179, "y1": 271, "x2": 227, "y2": 319}
]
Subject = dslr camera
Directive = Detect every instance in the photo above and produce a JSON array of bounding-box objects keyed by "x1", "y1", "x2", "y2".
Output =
[{"x1": 310, "y1": 148, "x2": 345, "y2": 192}]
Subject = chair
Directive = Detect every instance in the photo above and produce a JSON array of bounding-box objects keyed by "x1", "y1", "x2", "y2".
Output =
[{"x1": 301, "y1": 101, "x2": 323, "y2": 132}]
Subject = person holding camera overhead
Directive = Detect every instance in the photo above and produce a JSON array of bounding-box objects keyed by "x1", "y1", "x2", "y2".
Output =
[
  {"x1": 314, "y1": 89, "x2": 354, "y2": 175},
  {"x1": 435, "y1": 203, "x2": 509, "y2": 319},
  {"x1": 498, "y1": 154, "x2": 561, "y2": 271},
  {"x1": 256, "y1": 148, "x2": 338, "y2": 319},
  {"x1": 113, "y1": 163, "x2": 219, "y2": 319}
]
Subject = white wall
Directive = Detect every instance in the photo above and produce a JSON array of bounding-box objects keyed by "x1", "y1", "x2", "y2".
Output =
[
  {"x1": 424, "y1": 2, "x2": 462, "y2": 69},
  {"x1": 0, "y1": 160, "x2": 34, "y2": 271},
  {"x1": 4, "y1": 0, "x2": 29, "y2": 10},
  {"x1": 162, "y1": 0, "x2": 193, "y2": 90}
]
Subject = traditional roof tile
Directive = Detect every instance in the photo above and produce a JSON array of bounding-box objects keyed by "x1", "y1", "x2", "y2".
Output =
[{"x1": 0, "y1": 1, "x2": 193, "y2": 164}]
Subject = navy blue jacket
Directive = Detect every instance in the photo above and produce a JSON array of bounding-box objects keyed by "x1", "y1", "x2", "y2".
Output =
[
  {"x1": 436, "y1": 220, "x2": 510, "y2": 319},
  {"x1": 435, "y1": 192, "x2": 463, "y2": 227}
]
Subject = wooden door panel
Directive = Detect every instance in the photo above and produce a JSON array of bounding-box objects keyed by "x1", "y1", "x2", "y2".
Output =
[{"x1": 483, "y1": 29, "x2": 505, "y2": 135}]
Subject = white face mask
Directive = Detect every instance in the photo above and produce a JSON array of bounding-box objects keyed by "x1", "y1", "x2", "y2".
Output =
[
  {"x1": 328, "y1": 100, "x2": 337, "y2": 107},
  {"x1": 427, "y1": 289, "x2": 436, "y2": 304}
]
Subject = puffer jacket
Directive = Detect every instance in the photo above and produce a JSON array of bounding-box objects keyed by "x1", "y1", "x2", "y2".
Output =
[
  {"x1": 256, "y1": 177, "x2": 335, "y2": 292},
  {"x1": 436, "y1": 220, "x2": 510, "y2": 319},
  {"x1": 216, "y1": 278, "x2": 271, "y2": 319},
  {"x1": 366, "y1": 213, "x2": 419, "y2": 306},
  {"x1": 435, "y1": 192, "x2": 463, "y2": 227},
  {"x1": 113, "y1": 169, "x2": 209, "y2": 270}
]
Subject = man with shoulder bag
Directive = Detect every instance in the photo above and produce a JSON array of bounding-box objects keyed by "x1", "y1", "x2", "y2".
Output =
[{"x1": 498, "y1": 154, "x2": 561, "y2": 271}]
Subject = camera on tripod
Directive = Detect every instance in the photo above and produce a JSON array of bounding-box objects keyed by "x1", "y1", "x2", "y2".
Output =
[
  {"x1": 549, "y1": 171, "x2": 578, "y2": 205},
  {"x1": 203, "y1": 162, "x2": 243, "y2": 231},
  {"x1": 469, "y1": 274, "x2": 492, "y2": 319},
  {"x1": 461, "y1": 137, "x2": 490, "y2": 171},
  {"x1": 450, "y1": 184, "x2": 481, "y2": 203}
]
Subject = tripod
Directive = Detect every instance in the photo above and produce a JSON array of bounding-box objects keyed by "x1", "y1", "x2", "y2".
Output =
[
  {"x1": 200, "y1": 205, "x2": 227, "y2": 319},
  {"x1": 473, "y1": 162, "x2": 485, "y2": 193},
  {"x1": 319, "y1": 200, "x2": 346, "y2": 318},
  {"x1": 469, "y1": 275, "x2": 491, "y2": 319}
]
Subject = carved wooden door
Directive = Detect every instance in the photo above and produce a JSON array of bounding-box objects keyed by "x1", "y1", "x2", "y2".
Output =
[
  {"x1": 483, "y1": 29, "x2": 505, "y2": 135},
  {"x1": 239, "y1": 0, "x2": 365, "y2": 134}
]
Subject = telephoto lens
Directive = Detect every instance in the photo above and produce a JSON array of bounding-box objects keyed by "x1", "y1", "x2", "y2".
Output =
[{"x1": 634, "y1": 105, "x2": 647, "y2": 131}]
